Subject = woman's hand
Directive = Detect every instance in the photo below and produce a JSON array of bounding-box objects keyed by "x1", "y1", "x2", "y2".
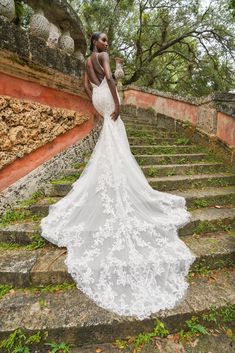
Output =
[{"x1": 111, "y1": 105, "x2": 120, "y2": 121}]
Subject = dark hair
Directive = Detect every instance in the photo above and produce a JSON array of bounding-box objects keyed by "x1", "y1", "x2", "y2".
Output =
[{"x1": 89, "y1": 31, "x2": 102, "y2": 51}]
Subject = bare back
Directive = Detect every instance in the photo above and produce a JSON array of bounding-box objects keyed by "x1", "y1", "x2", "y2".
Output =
[{"x1": 86, "y1": 52, "x2": 105, "y2": 87}]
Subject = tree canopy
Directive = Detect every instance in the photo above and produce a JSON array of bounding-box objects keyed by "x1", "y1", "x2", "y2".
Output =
[{"x1": 70, "y1": 0, "x2": 235, "y2": 97}]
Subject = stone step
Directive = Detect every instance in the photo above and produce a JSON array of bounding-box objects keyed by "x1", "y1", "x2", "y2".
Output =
[
  {"x1": 25, "y1": 197, "x2": 61, "y2": 217},
  {"x1": 141, "y1": 162, "x2": 226, "y2": 177},
  {"x1": 19, "y1": 186, "x2": 235, "y2": 218},
  {"x1": 58, "y1": 162, "x2": 226, "y2": 183},
  {"x1": 121, "y1": 116, "x2": 155, "y2": 124},
  {"x1": 131, "y1": 145, "x2": 200, "y2": 155},
  {"x1": 172, "y1": 186, "x2": 235, "y2": 209},
  {"x1": 0, "y1": 267, "x2": 234, "y2": 346},
  {"x1": 128, "y1": 137, "x2": 178, "y2": 145},
  {"x1": 179, "y1": 207, "x2": 235, "y2": 236},
  {"x1": 126, "y1": 129, "x2": 177, "y2": 138},
  {"x1": 0, "y1": 223, "x2": 40, "y2": 245},
  {"x1": 148, "y1": 173, "x2": 235, "y2": 191},
  {"x1": 124, "y1": 121, "x2": 172, "y2": 131},
  {"x1": 0, "y1": 232, "x2": 234, "y2": 288},
  {"x1": 0, "y1": 207, "x2": 234, "y2": 245},
  {"x1": 136, "y1": 153, "x2": 208, "y2": 165},
  {"x1": 46, "y1": 173, "x2": 234, "y2": 197},
  {"x1": 125, "y1": 122, "x2": 165, "y2": 130}
]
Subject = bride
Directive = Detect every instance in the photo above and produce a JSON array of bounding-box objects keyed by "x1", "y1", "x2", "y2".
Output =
[{"x1": 40, "y1": 32, "x2": 196, "y2": 320}]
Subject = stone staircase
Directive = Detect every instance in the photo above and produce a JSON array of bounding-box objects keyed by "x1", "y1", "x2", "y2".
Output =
[{"x1": 0, "y1": 114, "x2": 234, "y2": 349}]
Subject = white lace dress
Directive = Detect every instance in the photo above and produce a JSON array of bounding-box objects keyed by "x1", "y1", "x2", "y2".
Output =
[{"x1": 40, "y1": 76, "x2": 196, "y2": 320}]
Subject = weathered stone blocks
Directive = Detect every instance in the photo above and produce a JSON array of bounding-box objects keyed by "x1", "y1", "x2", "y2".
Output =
[{"x1": 0, "y1": 95, "x2": 90, "y2": 168}]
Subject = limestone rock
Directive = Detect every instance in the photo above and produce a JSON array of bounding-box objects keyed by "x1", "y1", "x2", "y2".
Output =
[
  {"x1": 0, "y1": 95, "x2": 90, "y2": 169},
  {"x1": 9, "y1": 126, "x2": 28, "y2": 144}
]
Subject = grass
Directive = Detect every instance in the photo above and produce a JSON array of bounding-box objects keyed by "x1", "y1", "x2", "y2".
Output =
[
  {"x1": 188, "y1": 263, "x2": 212, "y2": 282},
  {"x1": 145, "y1": 166, "x2": 159, "y2": 177},
  {"x1": 193, "y1": 220, "x2": 232, "y2": 235},
  {"x1": 191, "y1": 199, "x2": 209, "y2": 209},
  {"x1": 114, "y1": 318, "x2": 169, "y2": 352},
  {"x1": 202, "y1": 303, "x2": 235, "y2": 327},
  {"x1": 0, "y1": 233, "x2": 46, "y2": 251},
  {"x1": 175, "y1": 137, "x2": 191, "y2": 145},
  {"x1": 20, "y1": 189, "x2": 45, "y2": 207},
  {"x1": 73, "y1": 161, "x2": 86, "y2": 170},
  {"x1": 189, "y1": 194, "x2": 235, "y2": 210},
  {"x1": 0, "y1": 209, "x2": 41, "y2": 227},
  {"x1": 25, "y1": 233, "x2": 46, "y2": 250},
  {"x1": 0, "y1": 284, "x2": 13, "y2": 299},
  {"x1": 132, "y1": 145, "x2": 199, "y2": 155},
  {"x1": 114, "y1": 303, "x2": 235, "y2": 351},
  {"x1": 0, "y1": 328, "x2": 74, "y2": 353},
  {"x1": 0, "y1": 242, "x2": 23, "y2": 250},
  {"x1": 50, "y1": 173, "x2": 81, "y2": 185},
  {"x1": 0, "y1": 282, "x2": 76, "y2": 301},
  {"x1": 178, "y1": 316, "x2": 209, "y2": 342}
]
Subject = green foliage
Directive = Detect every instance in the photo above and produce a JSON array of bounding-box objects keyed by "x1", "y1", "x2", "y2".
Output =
[
  {"x1": 0, "y1": 328, "x2": 74, "y2": 353},
  {"x1": 44, "y1": 341, "x2": 74, "y2": 352},
  {"x1": 146, "y1": 107, "x2": 156, "y2": 114},
  {"x1": 202, "y1": 303, "x2": 235, "y2": 326},
  {"x1": 50, "y1": 173, "x2": 81, "y2": 185},
  {"x1": 193, "y1": 219, "x2": 232, "y2": 235},
  {"x1": 130, "y1": 318, "x2": 169, "y2": 350},
  {"x1": 76, "y1": 0, "x2": 235, "y2": 96},
  {"x1": 113, "y1": 339, "x2": 129, "y2": 349},
  {"x1": 179, "y1": 316, "x2": 208, "y2": 342},
  {"x1": 147, "y1": 166, "x2": 159, "y2": 176},
  {"x1": 14, "y1": 0, "x2": 24, "y2": 17},
  {"x1": 166, "y1": 168, "x2": 177, "y2": 176},
  {"x1": 13, "y1": 1, "x2": 34, "y2": 29},
  {"x1": 0, "y1": 242, "x2": 22, "y2": 250},
  {"x1": 0, "y1": 209, "x2": 29, "y2": 227},
  {"x1": 191, "y1": 199, "x2": 209, "y2": 209},
  {"x1": 0, "y1": 328, "x2": 42, "y2": 353},
  {"x1": 175, "y1": 137, "x2": 190, "y2": 145},
  {"x1": 0, "y1": 284, "x2": 13, "y2": 299},
  {"x1": 20, "y1": 189, "x2": 45, "y2": 207},
  {"x1": 25, "y1": 233, "x2": 46, "y2": 250},
  {"x1": 186, "y1": 316, "x2": 208, "y2": 335},
  {"x1": 38, "y1": 283, "x2": 76, "y2": 293},
  {"x1": 188, "y1": 263, "x2": 211, "y2": 281}
]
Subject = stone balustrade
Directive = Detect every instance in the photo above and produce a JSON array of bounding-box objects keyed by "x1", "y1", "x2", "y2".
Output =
[{"x1": 0, "y1": 0, "x2": 86, "y2": 59}]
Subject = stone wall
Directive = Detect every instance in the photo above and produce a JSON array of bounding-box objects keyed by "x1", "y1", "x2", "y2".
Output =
[
  {"x1": 0, "y1": 95, "x2": 90, "y2": 169},
  {"x1": 0, "y1": 6, "x2": 96, "y2": 192},
  {"x1": 120, "y1": 105, "x2": 235, "y2": 170},
  {"x1": 0, "y1": 121, "x2": 102, "y2": 214},
  {"x1": 122, "y1": 86, "x2": 235, "y2": 147}
]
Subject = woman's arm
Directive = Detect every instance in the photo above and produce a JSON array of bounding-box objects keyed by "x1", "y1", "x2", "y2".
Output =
[
  {"x1": 84, "y1": 66, "x2": 102, "y2": 123},
  {"x1": 100, "y1": 52, "x2": 120, "y2": 121},
  {"x1": 83, "y1": 70, "x2": 92, "y2": 100}
]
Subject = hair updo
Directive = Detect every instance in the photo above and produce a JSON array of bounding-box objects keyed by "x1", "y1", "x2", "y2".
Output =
[{"x1": 89, "y1": 31, "x2": 102, "y2": 51}]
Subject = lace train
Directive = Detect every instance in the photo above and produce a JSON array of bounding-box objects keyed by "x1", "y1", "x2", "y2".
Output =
[{"x1": 40, "y1": 77, "x2": 196, "y2": 320}]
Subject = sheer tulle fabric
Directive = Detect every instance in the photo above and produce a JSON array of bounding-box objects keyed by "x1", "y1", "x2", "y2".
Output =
[{"x1": 40, "y1": 77, "x2": 196, "y2": 320}]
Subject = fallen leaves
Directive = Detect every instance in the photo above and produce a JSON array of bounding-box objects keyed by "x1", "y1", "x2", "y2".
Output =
[{"x1": 95, "y1": 347, "x2": 103, "y2": 353}]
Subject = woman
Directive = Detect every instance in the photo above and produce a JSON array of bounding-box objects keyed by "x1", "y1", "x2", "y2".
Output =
[
  {"x1": 84, "y1": 32, "x2": 120, "y2": 122},
  {"x1": 40, "y1": 32, "x2": 196, "y2": 320}
]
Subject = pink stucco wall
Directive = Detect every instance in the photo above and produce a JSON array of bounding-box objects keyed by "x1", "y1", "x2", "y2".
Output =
[
  {"x1": 123, "y1": 89, "x2": 198, "y2": 125},
  {"x1": 217, "y1": 112, "x2": 235, "y2": 147},
  {"x1": 123, "y1": 88, "x2": 235, "y2": 147},
  {"x1": 0, "y1": 72, "x2": 96, "y2": 190}
]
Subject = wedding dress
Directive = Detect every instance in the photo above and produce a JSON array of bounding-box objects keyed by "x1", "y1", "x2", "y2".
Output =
[{"x1": 40, "y1": 72, "x2": 196, "y2": 320}]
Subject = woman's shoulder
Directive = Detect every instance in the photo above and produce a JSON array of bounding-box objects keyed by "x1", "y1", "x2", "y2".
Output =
[{"x1": 99, "y1": 51, "x2": 109, "y2": 62}]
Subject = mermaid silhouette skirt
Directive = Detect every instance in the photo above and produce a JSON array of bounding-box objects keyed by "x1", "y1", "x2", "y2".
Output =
[{"x1": 40, "y1": 77, "x2": 196, "y2": 320}]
